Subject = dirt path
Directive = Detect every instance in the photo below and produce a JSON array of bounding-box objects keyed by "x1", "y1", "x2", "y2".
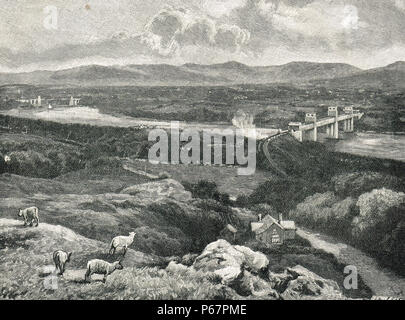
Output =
[{"x1": 297, "y1": 228, "x2": 405, "y2": 298}]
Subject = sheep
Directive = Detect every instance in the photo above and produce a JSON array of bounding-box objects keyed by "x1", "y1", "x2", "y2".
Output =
[
  {"x1": 18, "y1": 207, "x2": 39, "y2": 227},
  {"x1": 85, "y1": 259, "x2": 123, "y2": 283},
  {"x1": 109, "y1": 232, "x2": 136, "y2": 256},
  {"x1": 53, "y1": 250, "x2": 72, "y2": 276}
]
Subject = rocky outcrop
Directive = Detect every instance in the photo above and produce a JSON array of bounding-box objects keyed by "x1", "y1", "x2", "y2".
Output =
[
  {"x1": 121, "y1": 179, "x2": 192, "y2": 202},
  {"x1": 165, "y1": 240, "x2": 346, "y2": 300},
  {"x1": 236, "y1": 271, "x2": 279, "y2": 299},
  {"x1": 181, "y1": 253, "x2": 199, "y2": 267},
  {"x1": 233, "y1": 245, "x2": 269, "y2": 271},
  {"x1": 192, "y1": 240, "x2": 269, "y2": 284},
  {"x1": 279, "y1": 265, "x2": 344, "y2": 300}
]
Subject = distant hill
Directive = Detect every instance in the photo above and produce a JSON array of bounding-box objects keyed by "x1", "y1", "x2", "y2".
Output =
[
  {"x1": 0, "y1": 61, "x2": 404, "y2": 87},
  {"x1": 314, "y1": 61, "x2": 405, "y2": 88},
  {"x1": 0, "y1": 61, "x2": 363, "y2": 86}
]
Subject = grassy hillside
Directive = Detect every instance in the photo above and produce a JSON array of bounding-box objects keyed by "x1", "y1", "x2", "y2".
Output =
[
  {"x1": 257, "y1": 134, "x2": 405, "y2": 180},
  {"x1": 0, "y1": 219, "x2": 240, "y2": 300},
  {"x1": 0, "y1": 166, "x2": 241, "y2": 257}
]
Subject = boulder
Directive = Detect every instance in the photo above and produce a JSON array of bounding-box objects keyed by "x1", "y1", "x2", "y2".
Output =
[
  {"x1": 281, "y1": 265, "x2": 344, "y2": 300},
  {"x1": 268, "y1": 271, "x2": 295, "y2": 293},
  {"x1": 235, "y1": 271, "x2": 279, "y2": 299},
  {"x1": 181, "y1": 253, "x2": 199, "y2": 267},
  {"x1": 193, "y1": 240, "x2": 269, "y2": 284},
  {"x1": 234, "y1": 245, "x2": 269, "y2": 272}
]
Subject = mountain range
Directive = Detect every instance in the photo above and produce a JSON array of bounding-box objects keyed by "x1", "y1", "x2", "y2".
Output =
[{"x1": 0, "y1": 61, "x2": 404, "y2": 88}]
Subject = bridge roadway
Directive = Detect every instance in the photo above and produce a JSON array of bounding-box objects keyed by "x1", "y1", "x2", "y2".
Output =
[
  {"x1": 299, "y1": 113, "x2": 363, "y2": 131},
  {"x1": 289, "y1": 109, "x2": 364, "y2": 142}
]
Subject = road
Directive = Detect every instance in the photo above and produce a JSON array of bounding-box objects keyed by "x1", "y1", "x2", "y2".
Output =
[{"x1": 297, "y1": 227, "x2": 405, "y2": 298}]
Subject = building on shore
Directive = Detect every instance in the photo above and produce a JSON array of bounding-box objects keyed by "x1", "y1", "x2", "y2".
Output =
[
  {"x1": 17, "y1": 96, "x2": 42, "y2": 107},
  {"x1": 69, "y1": 96, "x2": 81, "y2": 106}
]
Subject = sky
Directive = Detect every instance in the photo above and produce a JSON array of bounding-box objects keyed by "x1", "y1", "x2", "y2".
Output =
[{"x1": 0, "y1": 0, "x2": 404, "y2": 72}]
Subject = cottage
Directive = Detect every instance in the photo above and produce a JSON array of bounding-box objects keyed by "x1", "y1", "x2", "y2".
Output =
[{"x1": 251, "y1": 214, "x2": 296, "y2": 245}]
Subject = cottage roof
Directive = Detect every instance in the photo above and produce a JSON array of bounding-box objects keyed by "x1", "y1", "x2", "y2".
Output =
[
  {"x1": 251, "y1": 222, "x2": 263, "y2": 232},
  {"x1": 252, "y1": 215, "x2": 296, "y2": 234},
  {"x1": 280, "y1": 221, "x2": 296, "y2": 230},
  {"x1": 255, "y1": 215, "x2": 283, "y2": 235}
]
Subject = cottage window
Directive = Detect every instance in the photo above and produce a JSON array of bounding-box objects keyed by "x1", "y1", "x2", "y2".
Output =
[{"x1": 271, "y1": 229, "x2": 281, "y2": 244}]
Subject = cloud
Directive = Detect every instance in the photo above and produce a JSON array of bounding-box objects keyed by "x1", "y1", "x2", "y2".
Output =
[
  {"x1": 201, "y1": 0, "x2": 248, "y2": 18},
  {"x1": 1, "y1": 0, "x2": 405, "y2": 71},
  {"x1": 258, "y1": 1, "x2": 365, "y2": 37},
  {"x1": 177, "y1": 18, "x2": 217, "y2": 46},
  {"x1": 394, "y1": 0, "x2": 405, "y2": 10},
  {"x1": 215, "y1": 25, "x2": 251, "y2": 51},
  {"x1": 142, "y1": 6, "x2": 250, "y2": 56},
  {"x1": 226, "y1": 0, "x2": 405, "y2": 55}
]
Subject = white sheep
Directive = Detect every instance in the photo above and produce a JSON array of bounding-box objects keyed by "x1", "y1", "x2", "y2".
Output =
[
  {"x1": 109, "y1": 232, "x2": 136, "y2": 256},
  {"x1": 18, "y1": 207, "x2": 39, "y2": 227},
  {"x1": 53, "y1": 250, "x2": 72, "y2": 275},
  {"x1": 85, "y1": 259, "x2": 123, "y2": 283}
]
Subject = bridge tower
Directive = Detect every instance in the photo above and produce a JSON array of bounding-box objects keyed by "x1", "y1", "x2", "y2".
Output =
[
  {"x1": 344, "y1": 106, "x2": 354, "y2": 132},
  {"x1": 327, "y1": 107, "x2": 339, "y2": 139},
  {"x1": 305, "y1": 113, "x2": 317, "y2": 141},
  {"x1": 288, "y1": 122, "x2": 303, "y2": 142}
]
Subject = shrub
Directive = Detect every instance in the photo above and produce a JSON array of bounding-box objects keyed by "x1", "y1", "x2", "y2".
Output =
[
  {"x1": 183, "y1": 180, "x2": 232, "y2": 206},
  {"x1": 158, "y1": 171, "x2": 171, "y2": 179},
  {"x1": 7, "y1": 150, "x2": 55, "y2": 178},
  {"x1": 146, "y1": 201, "x2": 225, "y2": 253},
  {"x1": 290, "y1": 192, "x2": 356, "y2": 238},
  {"x1": 248, "y1": 178, "x2": 326, "y2": 213},
  {"x1": 351, "y1": 188, "x2": 405, "y2": 274},
  {"x1": 352, "y1": 188, "x2": 405, "y2": 235},
  {"x1": 332, "y1": 172, "x2": 404, "y2": 198},
  {"x1": 134, "y1": 226, "x2": 189, "y2": 257}
]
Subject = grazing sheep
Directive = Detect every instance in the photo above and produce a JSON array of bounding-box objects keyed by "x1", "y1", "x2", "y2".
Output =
[
  {"x1": 53, "y1": 250, "x2": 72, "y2": 276},
  {"x1": 109, "y1": 232, "x2": 136, "y2": 256},
  {"x1": 85, "y1": 259, "x2": 123, "y2": 283},
  {"x1": 18, "y1": 207, "x2": 39, "y2": 227}
]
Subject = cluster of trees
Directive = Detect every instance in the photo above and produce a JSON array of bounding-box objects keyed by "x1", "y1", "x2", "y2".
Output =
[
  {"x1": 241, "y1": 170, "x2": 405, "y2": 275},
  {"x1": 236, "y1": 177, "x2": 326, "y2": 213},
  {"x1": 0, "y1": 115, "x2": 150, "y2": 178},
  {"x1": 182, "y1": 180, "x2": 231, "y2": 206},
  {"x1": 289, "y1": 173, "x2": 405, "y2": 275},
  {"x1": 0, "y1": 150, "x2": 84, "y2": 178}
]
